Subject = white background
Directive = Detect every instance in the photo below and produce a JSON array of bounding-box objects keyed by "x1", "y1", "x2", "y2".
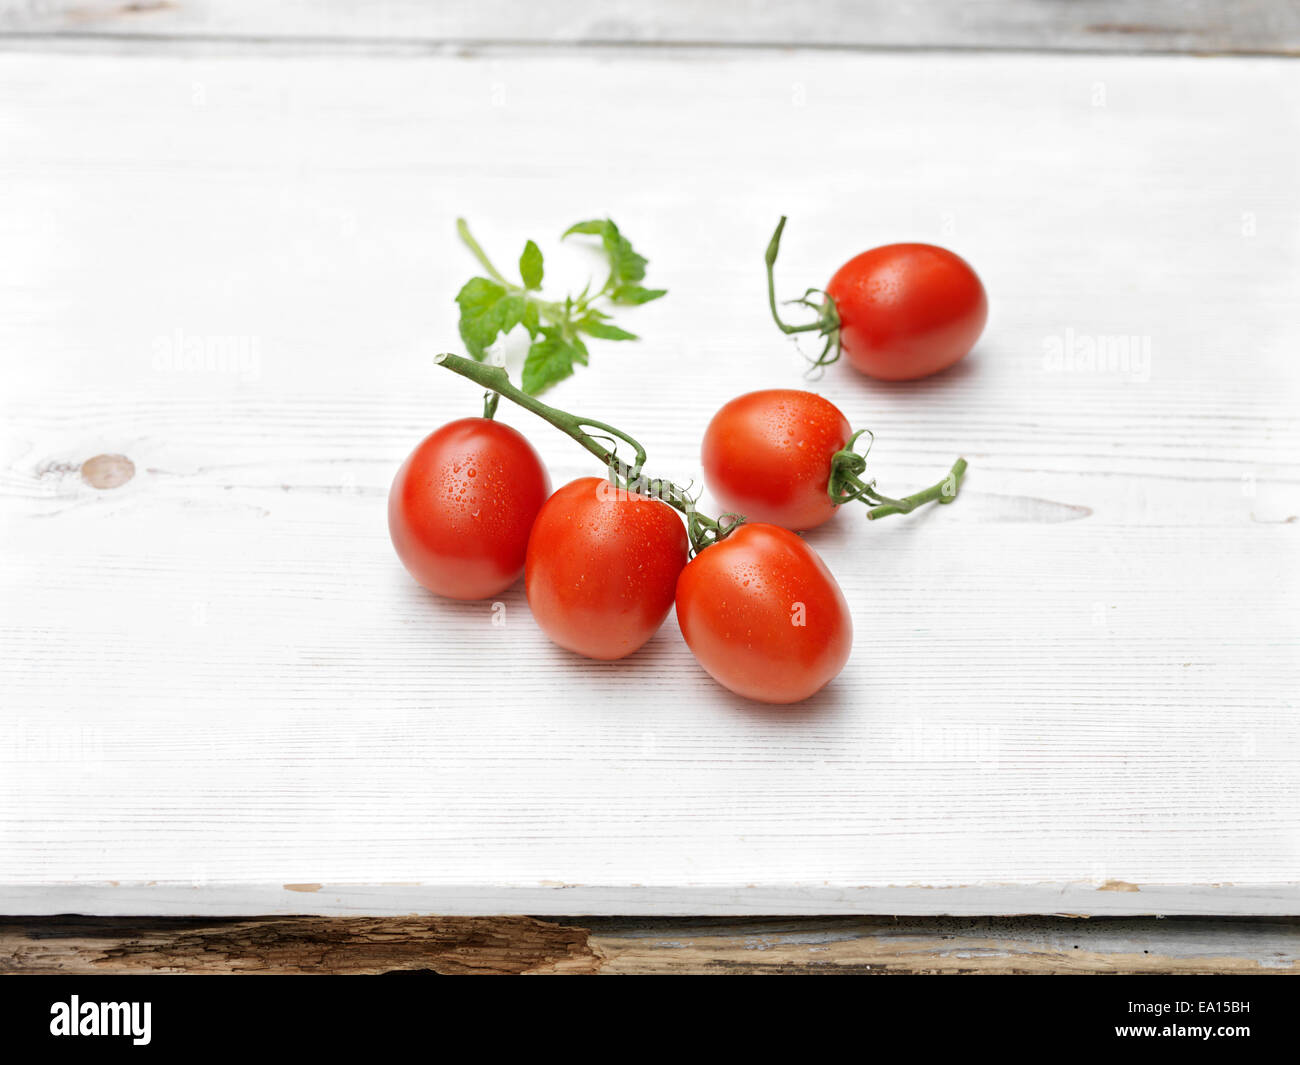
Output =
[{"x1": 1, "y1": 10, "x2": 1298, "y2": 915}]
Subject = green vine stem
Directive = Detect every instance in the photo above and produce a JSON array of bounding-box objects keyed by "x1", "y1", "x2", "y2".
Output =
[
  {"x1": 457, "y1": 218, "x2": 511, "y2": 286},
  {"x1": 827, "y1": 430, "x2": 967, "y2": 520},
  {"x1": 435, "y1": 353, "x2": 740, "y2": 554},
  {"x1": 864, "y1": 459, "x2": 967, "y2": 520},
  {"x1": 765, "y1": 215, "x2": 842, "y2": 370}
]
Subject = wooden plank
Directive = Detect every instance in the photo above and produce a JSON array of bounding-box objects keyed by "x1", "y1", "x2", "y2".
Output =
[
  {"x1": 2, "y1": 915, "x2": 1296, "y2": 974},
  {"x1": 1, "y1": 0, "x2": 1297, "y2": 56},
  {"x1": 1, "y1": 49, "x2": 1298, "y2": 917}
]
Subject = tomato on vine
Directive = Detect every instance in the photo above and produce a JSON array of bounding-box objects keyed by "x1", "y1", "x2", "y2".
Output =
[
  {"x1": 435, "y1": 353, "x2": 854, "y2": 702},
  {"x1": 526, "y1": 477, "x2": 688, "y2": 660},
  {"x1": 390, "y1": 213, "x2": 666, "y2": 602},
  {"x1": 676, "y1": 523, "x2": 852, "y2": 704},
  {"x1": 702, "y1": 388, "x2": 966, "y2": 530},
  {"x1": 766, "y1": 216, "x2": 987, "y2": 381},
  {"x1": 388, "y1": 417, "x2": 551, "y2": 600}
]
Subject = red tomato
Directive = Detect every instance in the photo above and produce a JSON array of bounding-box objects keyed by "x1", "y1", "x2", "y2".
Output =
[
  {"x1": 676, "y1": 523, "x2": 852, "y2": 704},
  {"x1": 526, "y1": 476, "x2": 689, "y2": 660},
  {"x1": 702, "y1": 389, "x2": 850, "y2": 531},
  {"x1": 388, "y1": 417, "x2": 550, "y2": 600},
  {"x1": 826, "y1": 243, "x2": 987, "y2": 381}
]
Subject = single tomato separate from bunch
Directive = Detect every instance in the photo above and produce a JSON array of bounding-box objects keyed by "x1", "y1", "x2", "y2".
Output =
[
  {"x1": 388, "y1": 417, "x2": 550, "y2": 600},
  {"x1": 702, "y1": 389, "x2": 850, "y2": 530},
  {"x1": 766, "y1": 217, "x2": 987, "y2": 381},
  {"x1": 828, "y1": 243, "x2": 987, "y2": 381},
  {"x1": 526, "y1": 476, "x2": 689, "y2": 661},
  {"x1": 676, "y1": 523, "x2": 852, "y2": 704}
]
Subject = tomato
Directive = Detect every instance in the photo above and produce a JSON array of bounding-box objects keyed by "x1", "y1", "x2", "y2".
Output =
[
  {"x1": 676, "y1": 523, "x2": 852, "y2": 704},
  {"x1": 388, "y1": 417, "x2": 550, "y2": 600},
  {"x1": 525, "y1": 476, "x2": 688, "y2": 660},
  {"x1": 826, "y1": 243, "x2": 986, "y2": 381},
  {"x1": 702, "y1": 389, "x2": 850, "y2": 531}
]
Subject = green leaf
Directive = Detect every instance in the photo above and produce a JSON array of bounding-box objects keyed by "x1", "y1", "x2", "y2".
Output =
[
  {"x1": 521, "y1": 301, "x2": 540, "y2": 338},
  {"x1": 578, "y1": 316, "x2": 638, "y2": 341},
  {"x1": 564, "y1": 218, "x2": 657, "y2": 289},
  {"x1": 455, "y1": 277, "x2": 525, "y2": 359},
  {"x1": 519, "y1": 240, "x2": 544, "y2": 290},
  {"x1": 610, "y1": 284, "x2": 667, "y2": 306},
  {"x1": 600, "y1": 220, "x2": 648, "y2": 283},
  {"x1": 522, "y1": 329, "x2": 585, "y2": 395},
  {"x1": 457, "y1": 217, "x2": 665, "y2": 384},
  {"x1": 562, "y1": 220, "x2": 608, "y2": 238}
]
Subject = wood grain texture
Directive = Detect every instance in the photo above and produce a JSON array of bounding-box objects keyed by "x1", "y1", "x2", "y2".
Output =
[
  {"x1": 1, "y1": 0, "x2": 1297, "y2": 55},
  {"x1": 0, "y1": 48, "x2": 1298, "y2": 916},
  {"x1": 2, "y1": 915, "x2": 1296, "y2": 974}
]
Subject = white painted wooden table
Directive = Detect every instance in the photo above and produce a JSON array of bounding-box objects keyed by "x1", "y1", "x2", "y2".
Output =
[{"x1": 2, "y1": 43, "x2": 1298, "y2": 916}]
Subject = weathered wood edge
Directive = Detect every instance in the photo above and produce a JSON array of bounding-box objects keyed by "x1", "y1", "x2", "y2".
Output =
[
  {"x1": 0, "y1": 0, "x2": 1297, "y2": 56},
  {"x1": 2, "y1": 915, "x2": 1297, "y2": 975}
]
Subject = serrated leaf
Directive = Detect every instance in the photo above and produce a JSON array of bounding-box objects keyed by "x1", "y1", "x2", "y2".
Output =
[
  {"x1": 456, "y1": 276, "x2": 503, "y2": 309},
  {"x1": 610, "y1": 284, "x2": 668, "y2": 306},
  {"x1": 519, "y1": 240, "x2": 544, "y2": 290},
  {"x1": 564, "y1": 218, "x2": 654, "y2": 287},
  {"x1": 522, "y1": 330, "x2": 583, "y2": 395},
  {"x1": 457, "y1": 216, "x2": 664, "y2": 386},
  {"x1": 501, "y1": 296, "x2": 526, "y2": 331},
  {"x1": 455, "y1": 276, "x2": 506, "y2": 358},
  {"x1": 578, "y1": 317, "x2": 638, "y2": 341},
  {"x1": 521, "y1": 301, "x2": 540, "y2": 338},
  {"x1": 600, "y1": 220, "x2": 648, "y2": 283},
  {"x1": 456, "y1": 277, "x2": 525, "y2": 359},
  {"x1": 562, "y1": 219, "x2": 609, "y2": 238}
]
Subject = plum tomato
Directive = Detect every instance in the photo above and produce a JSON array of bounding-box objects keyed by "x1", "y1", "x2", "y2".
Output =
[
  {"x1": 825, "y1": 243, "x2": 987, "y2": 381},
  {"x1": 388, "y1": 417, "x2": 550, "y2": 600},
  {"x1": 675, "y1": 523, "x2": 852, "y2": 704},
  {"x1": 702, "y1": 389, "x2": 851, "y2": 531},
  {"x1": 525, "y1": 476, "x2": 689, "y2": 661}
]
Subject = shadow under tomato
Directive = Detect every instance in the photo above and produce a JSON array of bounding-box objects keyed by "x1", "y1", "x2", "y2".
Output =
[
  {"x1": 814, "y1": 342, "x2": 982, "y2": 396},
  {"x1": 523, "y1": 617, "x2": 689, "y2": 671},
  {"x1": 522, "y1": 622, "x2": 850, "y2": 723},
  {"x1": 714, "y1": 678, "x2": 852, "y2": 723}
]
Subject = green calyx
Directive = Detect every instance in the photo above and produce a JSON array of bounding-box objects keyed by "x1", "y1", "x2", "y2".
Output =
[
  {"x1": 436, "y1": 353, "x2": 740, "y2": 556},
  {"x1": 828, "y1": 430, "x2": 968, "y2": 520},
  {"x1": 455, "y1": 218, "x2": 667, "y2": 397},
  {"x1": 765, "y1": 215, "x2": 842, "y2": 372}
]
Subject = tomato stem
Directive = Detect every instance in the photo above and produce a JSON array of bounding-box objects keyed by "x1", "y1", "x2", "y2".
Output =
[
  {"x1": 864, "y1": 458, "x2": 968, "y2": 520},
  {"x1": 765, "y1": 215, "x2": 842, "y2": 370},
  {"x1": 828, "y1": 431, "x2": 966, "y2": 519},
  {"x1": 456, "y1": 218, "x2": 511, "y2": 286},
  {"x1": 435, "y1": 353, "x2": 741, "y2": 554}
]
